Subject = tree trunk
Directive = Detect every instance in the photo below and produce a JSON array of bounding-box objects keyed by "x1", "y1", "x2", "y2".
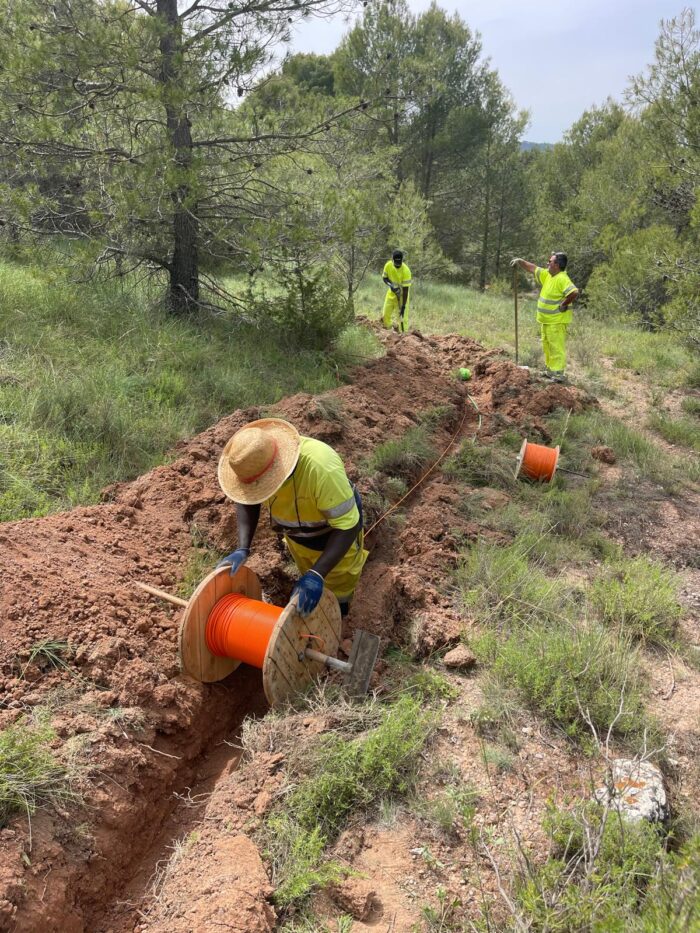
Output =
[
  {"x1": 495, "y1": 167, "x2": 506, "y2": 279},
  {"x1": 479, "y1": 135, "x2": 492, "y2": 291},
  {"x1": 158, "y1": 0, "x2": 199, "y2": 315}
]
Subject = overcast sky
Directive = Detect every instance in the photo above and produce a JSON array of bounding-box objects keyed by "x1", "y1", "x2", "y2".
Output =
[{"x1": 290, "y1": 0, "x2": 692, "y2": 142}]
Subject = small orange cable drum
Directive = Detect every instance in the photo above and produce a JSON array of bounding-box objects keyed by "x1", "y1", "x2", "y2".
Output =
[
  {"x1": 515, "y1": 439, "x2": 560, "y2": 483},
  {"x1": 205, "y1": 593, "x2": 283, "y2": 668}
]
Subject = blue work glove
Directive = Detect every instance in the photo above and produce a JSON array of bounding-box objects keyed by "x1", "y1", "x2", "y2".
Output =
[
  {"x1": 216, "y1": 547, "x2": 250, "y2": 576},
  {"x1": 292, "y1": 569, "x2": 325, "y2": 616}
]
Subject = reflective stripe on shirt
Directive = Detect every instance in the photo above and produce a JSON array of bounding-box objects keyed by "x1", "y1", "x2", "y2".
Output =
[{"x1": 322, "y1": 494, "x2": 356, "y2": 519}]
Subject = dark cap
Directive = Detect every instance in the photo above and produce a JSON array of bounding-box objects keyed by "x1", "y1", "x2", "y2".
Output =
[{"x1": 392, "y1": 249, "x2": 403, "y2": 261}]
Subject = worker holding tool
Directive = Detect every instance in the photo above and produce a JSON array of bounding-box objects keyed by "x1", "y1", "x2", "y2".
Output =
[
  {"x1": 382, "y1": 249, "x2": 412, "y2": 333},
  {"x1": 510, "y1": 252, "x2": 579, "y2": 382},
  {"x1": 216, "y1": 419, "x2": 367, "y2": 618}
]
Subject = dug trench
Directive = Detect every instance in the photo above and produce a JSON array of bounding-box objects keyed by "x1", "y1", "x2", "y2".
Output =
[{"x1": 0, "y1": 327, "x2": 596, "y2": 931}]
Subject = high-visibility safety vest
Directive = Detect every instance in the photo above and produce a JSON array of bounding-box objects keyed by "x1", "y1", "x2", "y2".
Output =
[
  {"x1": 534, "y1": 266, "x2": 577, "y2": 325},
  {"x1": 266, "y1": 437, "x2": 359, "y2": 544},
  {"x1": 383, "y1": 260, "x2": 412, "y2": 296}
]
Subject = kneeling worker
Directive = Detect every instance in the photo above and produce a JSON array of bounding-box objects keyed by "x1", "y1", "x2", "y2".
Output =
[{"x1": 217, "y1": 419, "x2": 367, "y2": 618}]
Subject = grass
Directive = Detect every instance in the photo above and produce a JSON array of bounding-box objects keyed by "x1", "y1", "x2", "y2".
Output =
[
  {"x1": 366, "y1": 424, "x2": 436, "y2": 481},
  {"x1": 175, "y1": 526, "x2": 225, "y2": 598},
  {"x1": 442, "y1": 440, "x2": 518, "y2": 491},
  {"x1": 681, "y1": 396, "x2": 700, "y2": 416},
  {"x1": 590, "y1": 556, "x2": 683, "y2": 649},
  {"x1": 354, "y1": 279, "x2": 698, "y2": 389},
  {"x1": 19, "y1": 639, "x2": 73, "y2": 679},
  {"x1": 648, "y1": 411, "x2": 700, "y2": 452},
  {"x1": 548, "y1": 408, "x2": 700, "y2": 487},
  {"x1": 414, "y1": 784, "x2": 478, "y2": 836},
  {"x1": 457, "y1": 536, "x2": 572, "y2": 629},
  {"x1": 0, "y1": 716, "x2": 77, "y2": 828},
  {"x1": 481, "y1": 743, "x2": 515, "y2": 774},
  {"x1": 458, "y1": 531, "x2": 654, "y2": 744},
  {"x1": 418, "y1": 403, "x2": 459, "y2": 430},
  {"x1": 355, "y1": 278, "x2": 538, "y2": 356},
  {"x1": 258, "y1": 693, "x2": 436, "y2": 908},
  {"x1": 308, "y1": 394, "x2": 345, "y2": 422},
  {"x1": 598, "y1": 321, "x2": 697, "y2": 387},
  {"x1": 0, "y1": 259, "x2": 381, "y2": 521}
]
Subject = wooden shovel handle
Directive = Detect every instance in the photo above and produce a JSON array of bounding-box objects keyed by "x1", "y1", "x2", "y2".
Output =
[{"x1": 135, "y1": 581, "x2": 188, "y2": 608}]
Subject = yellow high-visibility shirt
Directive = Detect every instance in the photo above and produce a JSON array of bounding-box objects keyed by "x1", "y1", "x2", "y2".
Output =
[
  {"x1": 266, "y1": 437, "x2": 359, "y2": 540},
  {"x1": 383, "y1": 260, "x2": 412, "y2": 293},
  {"x1": 534, "y1": 266, "x2": 577, "y2": 324}
]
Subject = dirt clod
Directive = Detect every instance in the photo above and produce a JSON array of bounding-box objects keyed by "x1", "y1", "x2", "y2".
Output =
[
  {"x1": 442, "y1": 645, "x2": 477, "y2": 671},
  {"x1": 592, "y1": 445, "x2": 616, "y2": 464}
]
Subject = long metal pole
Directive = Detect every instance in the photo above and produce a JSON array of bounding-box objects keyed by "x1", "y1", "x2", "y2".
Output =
[
  {"x1": 303, "y1": 647, "x2": 352, "y2": 674},
  {"x1": 513, "y1": 267, "x2": 519, "y2": 365}
]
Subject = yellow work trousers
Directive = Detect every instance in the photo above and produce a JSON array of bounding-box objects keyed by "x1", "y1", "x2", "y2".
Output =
[
  {"x1": 540, "y1": 322, "x2": 568, "y2": 372},
  {"x1": 382, "y1": 291, "x2": 409, "y2": 332},
  {"x1": 284, "y1": 533, "x2": 368, "y2": 603}
]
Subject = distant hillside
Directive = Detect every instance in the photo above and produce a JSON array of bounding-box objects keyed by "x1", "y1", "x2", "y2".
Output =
[{"x1": 520, "y1": 140, "x2": 554, "y2": 151}]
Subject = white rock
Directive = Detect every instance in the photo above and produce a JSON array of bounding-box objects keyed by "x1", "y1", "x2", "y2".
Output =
[{"x1": 595, "y1": 759, "x2": 669, "y2": 823}]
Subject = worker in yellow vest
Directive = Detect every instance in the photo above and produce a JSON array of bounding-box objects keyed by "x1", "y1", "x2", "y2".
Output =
[
  {"x1": 382, "y1": 249, "x2": 412, "y2": 333},
  {"x1": 216, "y1": 419, "x2": 367, "y2": 618},
  {"x1": 510, "y1": 252, "x2": 579, "y2": 382}
]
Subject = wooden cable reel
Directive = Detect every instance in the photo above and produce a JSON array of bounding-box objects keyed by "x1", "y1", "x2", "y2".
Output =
[{"x1": 136, "y1": 567, "x2": 380, "y2": 707}]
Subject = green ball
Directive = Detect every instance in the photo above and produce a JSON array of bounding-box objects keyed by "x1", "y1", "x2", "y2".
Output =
[{"x1": 459, "y1": 367, "x2": 472, "y2": 381}]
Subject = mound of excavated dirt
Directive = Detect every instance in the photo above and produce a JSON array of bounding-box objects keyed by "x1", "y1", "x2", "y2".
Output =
[{"x1": 0, "y1": 327, "x2": 595, "y2": 930}]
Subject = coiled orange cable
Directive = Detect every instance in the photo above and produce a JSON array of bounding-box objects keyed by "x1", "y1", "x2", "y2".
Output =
[
  {"x1": 518, "y1": 441, "x2": 559, "y2": 482},
  {"x1": 205, "y1": 593, "x2": 283, "y2": 667}
]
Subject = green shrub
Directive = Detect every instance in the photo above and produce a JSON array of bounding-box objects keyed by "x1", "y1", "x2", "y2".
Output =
[
  {"x1": 586, "y1": 225, "x2": 676, "y2": 331},
  {"x1": 415, "y1": 784, "x2": 477, "y2": 835},
  {"x1": 262, "y1": 816, "x2": 345, "y2": 907},
  {"x1": 635, "y1": 833, "x2": 700, "y2": 931},
  {"x1": 516, "y1": 803, "x2": 665, "y2": 931},
  {"x1": 262, "y1": 695, "x2": 435, "y2": 906},
  {"x1": 258, "y1": 265, "x2": 353, "y2": 351},
  {"x1": 457, "y1": 537, "x2": 570, "y2": 629},
  {"x1": 418, "y1": 404, "x2": 457, "y2": 430},
  {"x1": 406, "y1": 668, "x2": 458, "y2": 702},
  {"x1": 590, "y1": 556, "x2": 683, "y2": 648},
  {"x1": 478, "y1": 623, "x2": 646, "y2": 741},
  {"x1": 481, "y1": 743, "x2": 514, "y2": 774}
]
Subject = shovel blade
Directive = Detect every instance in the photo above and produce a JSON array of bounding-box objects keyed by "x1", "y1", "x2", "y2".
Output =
[{"x1": 345, "y1": 630, "x2": 380, "y2": 697}]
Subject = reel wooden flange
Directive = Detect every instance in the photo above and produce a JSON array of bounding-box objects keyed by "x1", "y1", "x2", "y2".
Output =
[{"x1": 136, "y1": 567, "x2": 379, "y2": 707}]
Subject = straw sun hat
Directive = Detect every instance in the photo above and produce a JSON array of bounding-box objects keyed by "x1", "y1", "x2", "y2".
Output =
[{"x1": 218, "y1": 418, "x2": 301, "y2": 505}]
